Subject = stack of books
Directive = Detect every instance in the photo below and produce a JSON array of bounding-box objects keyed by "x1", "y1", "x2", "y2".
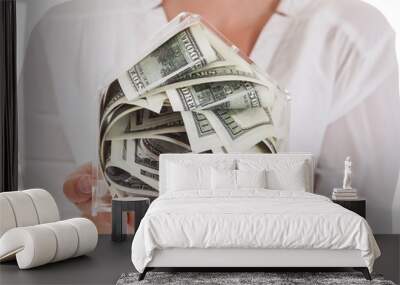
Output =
[{"x1": 332, "y1": 188, "x2": 358, "y2": 200}]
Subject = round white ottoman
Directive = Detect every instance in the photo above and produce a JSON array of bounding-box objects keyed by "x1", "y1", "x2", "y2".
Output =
[
  {"x1": 0, "y1": 218, "x2": 98, "y2": 269},
  {"x1": 0, "y1": 189, "x2": 60, "y2": 236},
  {"x1": 0, "y1": 189, "x2": 98, "y2": 269}
]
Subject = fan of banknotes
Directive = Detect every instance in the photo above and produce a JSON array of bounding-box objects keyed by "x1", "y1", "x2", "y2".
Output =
[{"x1": 98, "y1": 13, "x2": 291, "y2": 198}]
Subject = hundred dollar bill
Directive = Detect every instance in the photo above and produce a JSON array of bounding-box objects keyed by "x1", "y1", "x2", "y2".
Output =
[
  {"x1": 166, "y1": 81, "x2": 275, "y2": 112},
  {"x1": 129, "y1": 106, "x2": 182, "y2": 132},
  {"x1": 100, "y1": 80, "x2": 167, "y2": 125},
  {"x1": 99, "y1": 102, "x2": 139, "y2": 141},
  {"x1": 269, "y1": 89, "x2": 291, "y2": 141},
  {"x1": 147, "y1": 65, "x2": 266, "y2": 96},
  {"x1": 118, "y1": 24, "x2": 218, "y2": 100},
  {"x1": 105, "y1": 110, "x2": 185, "y2": 142},
  {"x1": 99, "y1": 100, "x2": 186, "y2": 169},
  {"x1": 247, "y1": 141, "x2": 274, "y2": 153},
  {"x1": 100, "y1": 103, "x2": 181, "y2": 145},
  {"x1": 107, "y1": 125, "x2": 186, "y2": 141},
  {"x1": 104, "y1": 137, "x2": 190, "y2": 196},
  {"x1": 198, "y1": 107, "x2": 275, "y2": 152},
  {"x1": 99, "y1": 104, "x2": 142, "y2": 167},
  {"x1": 99, "y1": 104, "x2": 181, "y2": 168},
  {"x1": 180, "y1": 111, "x2": 222, "y2": 153},
  {"x1": 104, "y1": 139, "x2": 159, "y2": 196},
  {"x1": 100, "y1": 104, "x2": 140, "y2": 141},
  {"x1": 105, "y1": 165, "x2": 159, "y2": 197},
  {"x1": 98, "y1": 13, "x2": 291, "y2": 199}
]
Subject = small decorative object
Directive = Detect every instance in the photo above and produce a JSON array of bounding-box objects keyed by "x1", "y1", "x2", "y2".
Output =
[
  {"x1": 332, "y1": 156, "x2": 358, "y2": 200},
  {"x1": 342, "y1": 156, "x2": 352, "y2": 190}
]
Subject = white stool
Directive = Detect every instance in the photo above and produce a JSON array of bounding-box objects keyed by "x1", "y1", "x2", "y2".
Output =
[{"x1": 0, "y1": 189, "x2": 98, "y2": 269}]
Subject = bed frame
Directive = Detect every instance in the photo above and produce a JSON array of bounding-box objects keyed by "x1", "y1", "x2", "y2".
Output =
[
  {"x1": 140, "y1": 248, "x2": 370, "y2": 280},
  {"x1": 139, "y1": 153, "x2": 371, "y2": 280}
]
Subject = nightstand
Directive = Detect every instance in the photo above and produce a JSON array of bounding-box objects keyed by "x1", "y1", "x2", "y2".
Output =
[
  {"x1": 332, "y1": 198, "x2": 366, "y2": 218},
  {"x1": 112, "y1": 197, "x2": 150, "y2": 242}
]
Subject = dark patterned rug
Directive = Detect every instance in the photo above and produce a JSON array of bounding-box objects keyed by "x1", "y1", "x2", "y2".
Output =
[{"x1": 116, "y1": 272, "x2": 396, "y2": 285}]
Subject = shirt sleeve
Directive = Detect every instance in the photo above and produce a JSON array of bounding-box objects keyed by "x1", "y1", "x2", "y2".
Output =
[{"x1": 316, "y1": 27, "x2": 400, "y2": 233}]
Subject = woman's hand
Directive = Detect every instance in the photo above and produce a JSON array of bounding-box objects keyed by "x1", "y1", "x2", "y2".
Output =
[
  {"x1": 63, "y1": 163, "x2": 136, "y2": 234},
  {"x1": 63, "y1": 163, "x2": 113, "y2": 234}
]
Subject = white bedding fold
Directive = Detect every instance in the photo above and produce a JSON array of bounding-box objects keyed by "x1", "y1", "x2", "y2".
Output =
[{"x1": 131, "y1": 190, "x2": 380, "y2": 272}]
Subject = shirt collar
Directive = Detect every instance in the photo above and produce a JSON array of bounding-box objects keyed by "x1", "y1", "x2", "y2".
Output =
[
  {"x1": 139, "y1": 0, "x2": 162, "y2": 10},
  {"x1": 276, "y1": 0, "x2": 312, "y2": 17},
  {"x1": 144, "y1": 0, "x2": 310, "y2": 16}
]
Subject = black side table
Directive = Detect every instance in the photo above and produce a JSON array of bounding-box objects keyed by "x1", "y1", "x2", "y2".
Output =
[
  {"x1": 112, "y1": 197, "x2": 150, "y2": 242},
  {"x1": 332, "y1": 198, "x2": 366, "y2": 218}
]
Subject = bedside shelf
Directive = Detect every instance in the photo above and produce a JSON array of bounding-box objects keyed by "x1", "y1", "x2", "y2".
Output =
[{"x1": 332, "y1": 199, "x2": 366, "y2": 218}]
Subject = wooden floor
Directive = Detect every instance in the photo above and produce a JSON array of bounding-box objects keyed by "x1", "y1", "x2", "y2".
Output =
[{"x1": 0, "y1": 235, "x2": 399, "y2": 285}]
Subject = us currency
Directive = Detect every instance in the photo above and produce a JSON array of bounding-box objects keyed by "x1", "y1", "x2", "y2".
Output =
[
  {"x1": 104, "y1": 137, "x2": 190, "y2": 197},
  {"x1": 147, "y1": 65, "x2": 265, "y2": 96},
  {"x1": 166, "y1": 80, "x2": 277, "y2": 151},
  {"x1": 129, "y1": 106, "x2": 183, "y2": 132},
  {"x1": 99, "y1": 104, "x2": 142, "y2": 168},
  {"x1": 105, "y1": 109, "x2": 186, "y2": 142},
  {"x1": 197, "y1": 107, "x2": 275, "y2": 152},
  {"x1": 118, "y1": 24, "x2": 218, "y2": 100},
  {"x1": 100, "y1": 80, "x2": 167, "y2": 125},
  {"x1": 247, "y1": 140, "x2": 275, "y2": 154},
  {"x1": 100, "y1": 105, "x2": 186, "y2": 167},
  {"x1": 100, "y1": 100, "x2": 182, "y2": 142},
  {"x1": 105, "y1": 139, "x2": 159, "y2": 196},
  {"x1": 100, "y1": 104, "x2": 140, "y2": 142},
  {"x1": 99, "y1": 102, "x2": 190, "y2": 166},
  {"x1": 180, "y1": 111, "x2": 222, "y2": 153},
  {"x1": 98, "y1": 14, "x2": 290, "y2": 198},
  {"x1": 166, "y1": 80, "x2": 276, "y2": 112},
  {"x1": 99, "y1": 26, "x2": 272, "y2": 118},
  {"x1": 101, "y1": 64, "x2": 264, "y2": 121}
]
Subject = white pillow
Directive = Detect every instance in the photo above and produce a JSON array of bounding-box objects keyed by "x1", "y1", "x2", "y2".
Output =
[
  {"x1": 238, "y1": 159, "x2": 308, "y2": 191},
  {"x1": 167, "y1": 163, "x2": 211, "y2": 191},
  {"x1": 236, "y1": 169, "x2": 267, "y2": 189},
  {"x1": 211, "y1": 168, "x2": 236, "y2": 190},
  {"x1": 266, "y1": 164, "x2": 306, "y2": 191}
]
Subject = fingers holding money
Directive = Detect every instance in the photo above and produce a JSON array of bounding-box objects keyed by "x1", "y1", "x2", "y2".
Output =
[
  {"x1": 97, "y1": 14, "x2": 290, "y2": 199},
  {"x1": 63, "y1": 163, "x2": 96, "y2": 204}
]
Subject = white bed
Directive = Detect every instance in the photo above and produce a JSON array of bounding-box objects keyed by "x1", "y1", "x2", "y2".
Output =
[{"x1": 131, "y1": 153, "x2": 380, "y2": 280}]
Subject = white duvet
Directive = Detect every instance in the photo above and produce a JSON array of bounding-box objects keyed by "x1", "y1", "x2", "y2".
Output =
[{"x1": 131, "y1": 190, "x2": 380, "y2": 272}]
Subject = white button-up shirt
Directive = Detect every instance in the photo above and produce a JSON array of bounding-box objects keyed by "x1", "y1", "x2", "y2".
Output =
[{"x1": 21, "y1": 0, "x2": 400, "y2": 233}]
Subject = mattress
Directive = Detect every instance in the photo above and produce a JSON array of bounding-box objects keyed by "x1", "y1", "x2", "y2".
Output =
[{"x1": 131, "y1": 190, "x2": 380, "y2": 272}]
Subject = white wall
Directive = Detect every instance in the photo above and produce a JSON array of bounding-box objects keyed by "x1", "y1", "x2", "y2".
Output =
[{"x1": 17, "y1": 0, "x2": 400, "y2": 233}]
